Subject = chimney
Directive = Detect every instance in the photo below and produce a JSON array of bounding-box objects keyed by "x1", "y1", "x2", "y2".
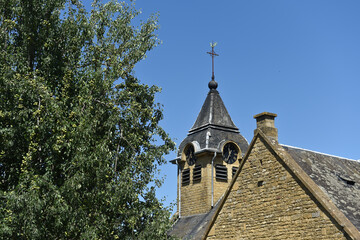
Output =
[{"x1": 254, "y1": 112, "x2": 278, "y2": 142}]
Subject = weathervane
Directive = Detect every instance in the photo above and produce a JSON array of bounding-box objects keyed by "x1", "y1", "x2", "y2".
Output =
[{"x1": 207, "y1": 42, "x2": 219, "y2": 81}]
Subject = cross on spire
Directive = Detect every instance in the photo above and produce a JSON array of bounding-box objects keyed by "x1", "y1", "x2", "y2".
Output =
[{"x1": 207, "y1": 42, "x2": 219, "y2": 81}]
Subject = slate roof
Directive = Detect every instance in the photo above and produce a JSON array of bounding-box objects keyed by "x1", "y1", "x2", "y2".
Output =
[
  {"x1": 177, "y1": 88, "x2": 248, "y2": 157},
  {"x1": 281, "y1": 145, "x2": 360, "y2": 231},
  {"x1": 168, "y1": 199, "x2": 222, "y2": 239},
  {"x1": 189, "y1": 89, "x2": 238, "y2": 133}
]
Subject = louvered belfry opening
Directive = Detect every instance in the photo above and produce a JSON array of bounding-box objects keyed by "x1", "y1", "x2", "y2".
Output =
[
  {"x1": 216, "y1": 164, "x2": 227, "y2": 181},
  {"x1": 182, "y1": 169, "x2": 190, "y2": 186},
  {"x1": 193, "y1": 165, "x2": 202, "y2": 183}
]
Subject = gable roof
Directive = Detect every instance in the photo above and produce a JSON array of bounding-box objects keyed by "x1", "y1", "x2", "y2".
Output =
[{"x1": 202, "y1": 130, "x2": 360, "y2": 240}]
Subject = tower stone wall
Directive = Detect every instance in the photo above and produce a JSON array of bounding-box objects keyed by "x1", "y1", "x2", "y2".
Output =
[{"x1": 179, "y1": 153, "x2": 240, "y2": 217}]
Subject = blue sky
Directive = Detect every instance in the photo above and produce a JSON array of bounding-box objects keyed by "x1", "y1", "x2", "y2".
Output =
[{"x1": 92, "y1": 1, "x2": 360, "y2": 210}]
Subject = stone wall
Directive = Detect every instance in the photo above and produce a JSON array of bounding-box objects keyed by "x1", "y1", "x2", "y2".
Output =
[
  {"x1": 180, "y1": 154, "x2": 240, "y2": 217},
  {"x1": 206, "y1": 137, "x2": 350, "y2": 239},
  {"x1": 180, "y1": 155, "x2": 211, "y2": 216}
]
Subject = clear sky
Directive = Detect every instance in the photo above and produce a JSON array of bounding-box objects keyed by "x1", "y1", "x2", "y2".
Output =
[{"x1": 91, "y1": 1, "x2": 360, "y2": 211}]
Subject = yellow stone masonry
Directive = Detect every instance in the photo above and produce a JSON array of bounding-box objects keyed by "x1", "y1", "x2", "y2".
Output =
[
  {"x1": 206, "y1": 137, "x2": 350, "y2": 240},
  {"x1": 180, "y1": 153, "x2": 240, "y2": 217}
]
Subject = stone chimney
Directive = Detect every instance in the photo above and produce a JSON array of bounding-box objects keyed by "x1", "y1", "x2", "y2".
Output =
[{"x1": 254, "y1": 112, "x2": 278, "y2": 142}]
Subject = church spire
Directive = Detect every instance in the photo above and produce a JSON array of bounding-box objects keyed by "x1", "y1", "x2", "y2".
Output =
[{"x1": 176, "y1": 44, "x2": 248, "y2": 156}]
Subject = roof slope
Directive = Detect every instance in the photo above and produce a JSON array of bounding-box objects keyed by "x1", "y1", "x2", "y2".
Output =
[
  {"x1": 189, "y1": 89, "x2": 238, "y2": 133},
  {"x1": 282, "y1": 145, "x2": 360, "y2": 231},
  {"x1": 168, "y1": 200, "x2": 221, "y2": 239}
]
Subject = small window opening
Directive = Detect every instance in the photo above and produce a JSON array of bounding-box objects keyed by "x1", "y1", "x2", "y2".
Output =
[
  {"x1": 193, "y1": 165, "x2": 202, "y2": 183},
  {"x1": 216, "y1": 164, "x2": 227, "y2": 181},
  {"x1": 257, "y1": 180, "x2": 264, "y2": 187},
  {"x1": 232, "y1": 167, "x2": 238, "y2": 177},
  {"x1": 182, "y1": 169, "x2": 190, "y2": 186},
  {"x1": 338, "y1": 175, "x2": 355, "y2": 186}
]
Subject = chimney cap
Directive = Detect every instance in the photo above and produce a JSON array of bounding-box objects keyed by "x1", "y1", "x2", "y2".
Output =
[
  {"x1": 253, "y1": 112, "x2": 278, "y2": 142},
  {"x1": 254, "y1": 112, "x2": 277, "y2": 120}
]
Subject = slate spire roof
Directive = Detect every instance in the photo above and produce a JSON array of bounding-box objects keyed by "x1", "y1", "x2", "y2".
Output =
[
  {"x1": 189, "y1": 81, "x2": 239, "y2": 135},
  {"x1": 177, "y1": 79, "x2": 248, "y2": 157}
]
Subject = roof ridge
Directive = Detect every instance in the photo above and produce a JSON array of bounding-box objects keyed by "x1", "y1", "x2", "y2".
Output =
[{"x1": 280, "y1": 144, "x2": 359, "y2": 163}]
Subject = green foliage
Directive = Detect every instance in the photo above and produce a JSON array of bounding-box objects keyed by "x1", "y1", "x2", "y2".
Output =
[{"x1": 0, "y1": 0, "x2": 176, "y2": 239}]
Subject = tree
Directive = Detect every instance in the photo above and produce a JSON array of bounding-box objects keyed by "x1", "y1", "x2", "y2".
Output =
[{"x1": 0, "y1": 0, "x2": 175, "y2": 239}]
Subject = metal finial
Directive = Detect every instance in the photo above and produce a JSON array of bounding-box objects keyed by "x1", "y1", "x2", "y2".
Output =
[{"x1": 207, "y1": 42, "x2": 219, "y2": 89}]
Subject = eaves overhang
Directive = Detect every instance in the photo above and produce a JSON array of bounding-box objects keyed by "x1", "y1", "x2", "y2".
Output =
[{"x1": 188, "y1": 123, "x2": 239, "y2": 135}]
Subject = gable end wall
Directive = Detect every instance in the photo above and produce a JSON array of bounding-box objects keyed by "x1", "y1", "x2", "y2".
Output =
[{"x1": 206, "y1": 137, "x2": 350, "y2": 240}]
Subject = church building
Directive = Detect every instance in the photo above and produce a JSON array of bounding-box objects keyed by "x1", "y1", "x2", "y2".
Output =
[{"x1": 168, "y1": 50, "x2": 360, "y2": 239}]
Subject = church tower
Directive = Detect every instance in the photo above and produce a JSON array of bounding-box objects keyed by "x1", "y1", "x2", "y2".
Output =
[{"x1": 171, "y1": 45, "x2": 248, "y2": 217}]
